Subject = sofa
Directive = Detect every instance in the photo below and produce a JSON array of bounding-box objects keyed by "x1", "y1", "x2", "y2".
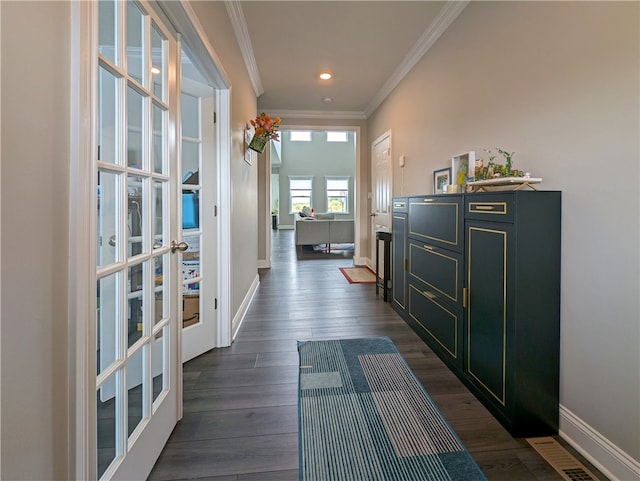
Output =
[{"x1": 295, "y1": 219, "x2": 355, "y2": 252}]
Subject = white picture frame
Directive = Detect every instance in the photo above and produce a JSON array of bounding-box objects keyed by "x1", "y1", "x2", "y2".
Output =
[{"x1": 451, "y1": 151, "x2": 476, "y2": 189}]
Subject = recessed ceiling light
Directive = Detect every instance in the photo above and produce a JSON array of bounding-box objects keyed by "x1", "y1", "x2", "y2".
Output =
[
  {"x1": 319, "y1": 72, "x2": 332, "y2": 80},
  {"x1": 322, "y1": 97, "x2": 333, "y2": 103}
]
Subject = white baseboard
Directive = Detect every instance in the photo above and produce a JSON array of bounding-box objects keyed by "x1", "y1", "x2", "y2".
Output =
[
  {"x1": 278, "y1": 225, "x2": 294, "y2": 230},
  {"x1": 559, "y1": 404, "x2": 640, "y2": 481},
  {"x1": 257, "y1": 259, "x2": 271, "y2": 269},
  {"x1": 231, "y1": 274, "x2": 260, "y2": 341},
  {"x1": 354, "y1": 256, "x2": 371, "y2": 268}
]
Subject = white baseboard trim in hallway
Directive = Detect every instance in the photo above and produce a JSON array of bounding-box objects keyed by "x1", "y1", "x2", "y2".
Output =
[
  {"x1": 354, "y1": 256, "x2": 369, "y2": 267},
  {"x1": 232, "y1": 274, "x2": 260, "y2": 341},
  {"x1": 559, "y1": 405, "x2": 640, "y2": 481}
]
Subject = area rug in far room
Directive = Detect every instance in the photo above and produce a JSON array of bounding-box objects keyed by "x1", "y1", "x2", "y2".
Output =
[
  {"x1": 339, "y1": 266, "x2": 376, "y2": 284},
  {"x1": 297, "y1": 337, "x2": 487, "y2": 481}
]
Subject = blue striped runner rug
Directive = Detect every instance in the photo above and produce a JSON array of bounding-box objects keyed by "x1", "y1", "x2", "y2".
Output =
[{"x1": 298, "y1": 337, "x2": 487, "y2": 481}]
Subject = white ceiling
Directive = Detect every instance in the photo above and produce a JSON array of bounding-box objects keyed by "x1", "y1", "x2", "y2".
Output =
[{"x1": 222, "y1": 1, "x2": 468, "y2": 119}]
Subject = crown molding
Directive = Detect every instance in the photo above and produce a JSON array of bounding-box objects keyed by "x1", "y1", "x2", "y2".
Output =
[
  {"x1": 364, "y1": 0, "x2": 469, "y2": 117},
  {"x1": 225, "y1": 0, "x2": 467, "y2": 118},
  {"x1": 224, "y1": 1, "x2": 263, "y2": 96},
  {"x1": 266, "y1": 109, "x2": 367, "y2": 120}
]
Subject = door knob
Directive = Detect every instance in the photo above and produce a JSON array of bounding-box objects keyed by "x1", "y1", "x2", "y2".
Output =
[
  {"x1": 170, "y1": 240, "x2": 189, "y2": 253},
  {"x1": 370, "y1": 213, "x2": 377, "y2": 217}
]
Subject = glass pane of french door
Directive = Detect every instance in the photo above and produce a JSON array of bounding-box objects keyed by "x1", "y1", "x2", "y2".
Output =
[
  {"x1": 96, "y1": 1, "x2": 175, "y2": 479},
  {"x1": 181, "y1": 90, "x2": 202, "y2": 332}
]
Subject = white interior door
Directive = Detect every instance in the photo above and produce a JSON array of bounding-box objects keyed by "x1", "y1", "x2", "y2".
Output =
[
  {"x1": 372, "y1": 132, "x2": 392, "y2": 231},
  {"x1": 371, "y1": 132, "x2": 392, "y2": 266},
  {"x1": 95, "y1": 2, "x2": 179, "y2": 479},
  {"x1": 180, "y1": 48, "x2": 218, "y2": 362}
]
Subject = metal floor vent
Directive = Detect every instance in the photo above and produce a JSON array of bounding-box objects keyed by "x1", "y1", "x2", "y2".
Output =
[{"x1": 526, "y1": 437, "x2": 600, "y2": 481}]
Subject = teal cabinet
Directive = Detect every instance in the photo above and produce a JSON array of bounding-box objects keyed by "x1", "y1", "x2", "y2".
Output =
[{"x1": 392, "y1": 191, "x2": 561, "y2": 437}]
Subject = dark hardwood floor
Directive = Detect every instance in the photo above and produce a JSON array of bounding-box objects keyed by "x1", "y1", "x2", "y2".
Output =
[{"x1": 148, "y1": 229, "x2": 607, "y2": 481}]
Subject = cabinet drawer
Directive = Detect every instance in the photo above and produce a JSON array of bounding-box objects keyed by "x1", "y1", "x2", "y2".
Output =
[
  {"x1": 408, "y1": 283, "x2": 462, "y2": 366},
  {"x1": 465, "y1": 193, "x2": 514, "y2": 223},
  {"x1": 408, "y1": 195, "x2": 463, "y2": 252},
  {"x1": 408, "y1": 241, "x2": 463, "y2": 307},
  {"x1": 392, "y1": 197, "x2": 408, "y2": 213}
]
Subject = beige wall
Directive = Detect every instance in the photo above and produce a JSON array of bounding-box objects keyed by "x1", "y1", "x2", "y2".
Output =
[
  {"x1": 368, "y1": 0, "x2": 639, "y2": 469},
  {"x1": 190, "y1": 2, "x2": 260, "y2": 318},
  {"x1": 1, "y1": 2, "x2": 71, "y2": 479}
]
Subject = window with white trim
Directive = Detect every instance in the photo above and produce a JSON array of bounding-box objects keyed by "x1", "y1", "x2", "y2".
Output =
[
  {"x1": 326, "y1": 131, "x2": 348, "y2": 142},
  {"x1": 290, "y1": 177, "x2": 313, "y2": 213},
  {"x1": 290, "y1": 130, "x2": 311, "y2": 142},
  {"x1": 326, "y1": 177, "x2": 349, "y2": 213}
]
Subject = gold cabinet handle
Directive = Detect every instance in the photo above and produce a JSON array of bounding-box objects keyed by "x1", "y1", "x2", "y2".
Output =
[
  {"x1": 475, "y1": 205, "x2": 495, "y2": 211},
  {"x1": 423, "y1": 291, "x2": 436, "y2": 300},
  {"x1": 423, "y1": 245, "x2": 434, "y2": 251},
  {"x1": 463, "y1": 287, "x2": 468, "y2": 308}
]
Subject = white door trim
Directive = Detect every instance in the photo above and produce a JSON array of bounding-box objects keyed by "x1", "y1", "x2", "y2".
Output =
[
  {"x1": 0, "y1": 0, "x2": 4, "y2": 473},
  {"x1": 158, "y1": 2, "x2": 230, "y2": 89},
  {"x1": 215, "y1": 89, "x2": 232, "y2": 347},
  {"x1": 353, "y1": 126, "x2": 364, "y2": 266},
  {"x1": 69, "y1": 2, "x2": 97, "y2": 478}
]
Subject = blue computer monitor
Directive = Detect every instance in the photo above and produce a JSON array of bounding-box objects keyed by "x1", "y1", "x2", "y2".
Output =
[{"x1": 182, "y1": 192, "x2": 199, "y2": 229}]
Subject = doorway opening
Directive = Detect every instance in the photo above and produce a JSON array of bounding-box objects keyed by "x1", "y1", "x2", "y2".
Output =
[{"x1": 260, "y1": 126, "x2": 363, "y2": 267}]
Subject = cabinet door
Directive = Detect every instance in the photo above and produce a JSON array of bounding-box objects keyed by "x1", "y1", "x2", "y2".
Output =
[
  {"x1": 392, "y1": 213, "x2": 407, "y2": 310},
  {"x1": 466, "y1": 222, "x2": 514, "y2": 412}
]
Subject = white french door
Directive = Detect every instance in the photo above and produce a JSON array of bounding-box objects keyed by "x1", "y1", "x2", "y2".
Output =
[
  {"x1": 95, "y1": 1, "x2": 180, "y2": 479},
  {"x1": 72, "y1": 1, "x2": 232, "y2": 478},
  {"x1": 179, "y1": 50, "x2": 218, "y2": 362}
]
